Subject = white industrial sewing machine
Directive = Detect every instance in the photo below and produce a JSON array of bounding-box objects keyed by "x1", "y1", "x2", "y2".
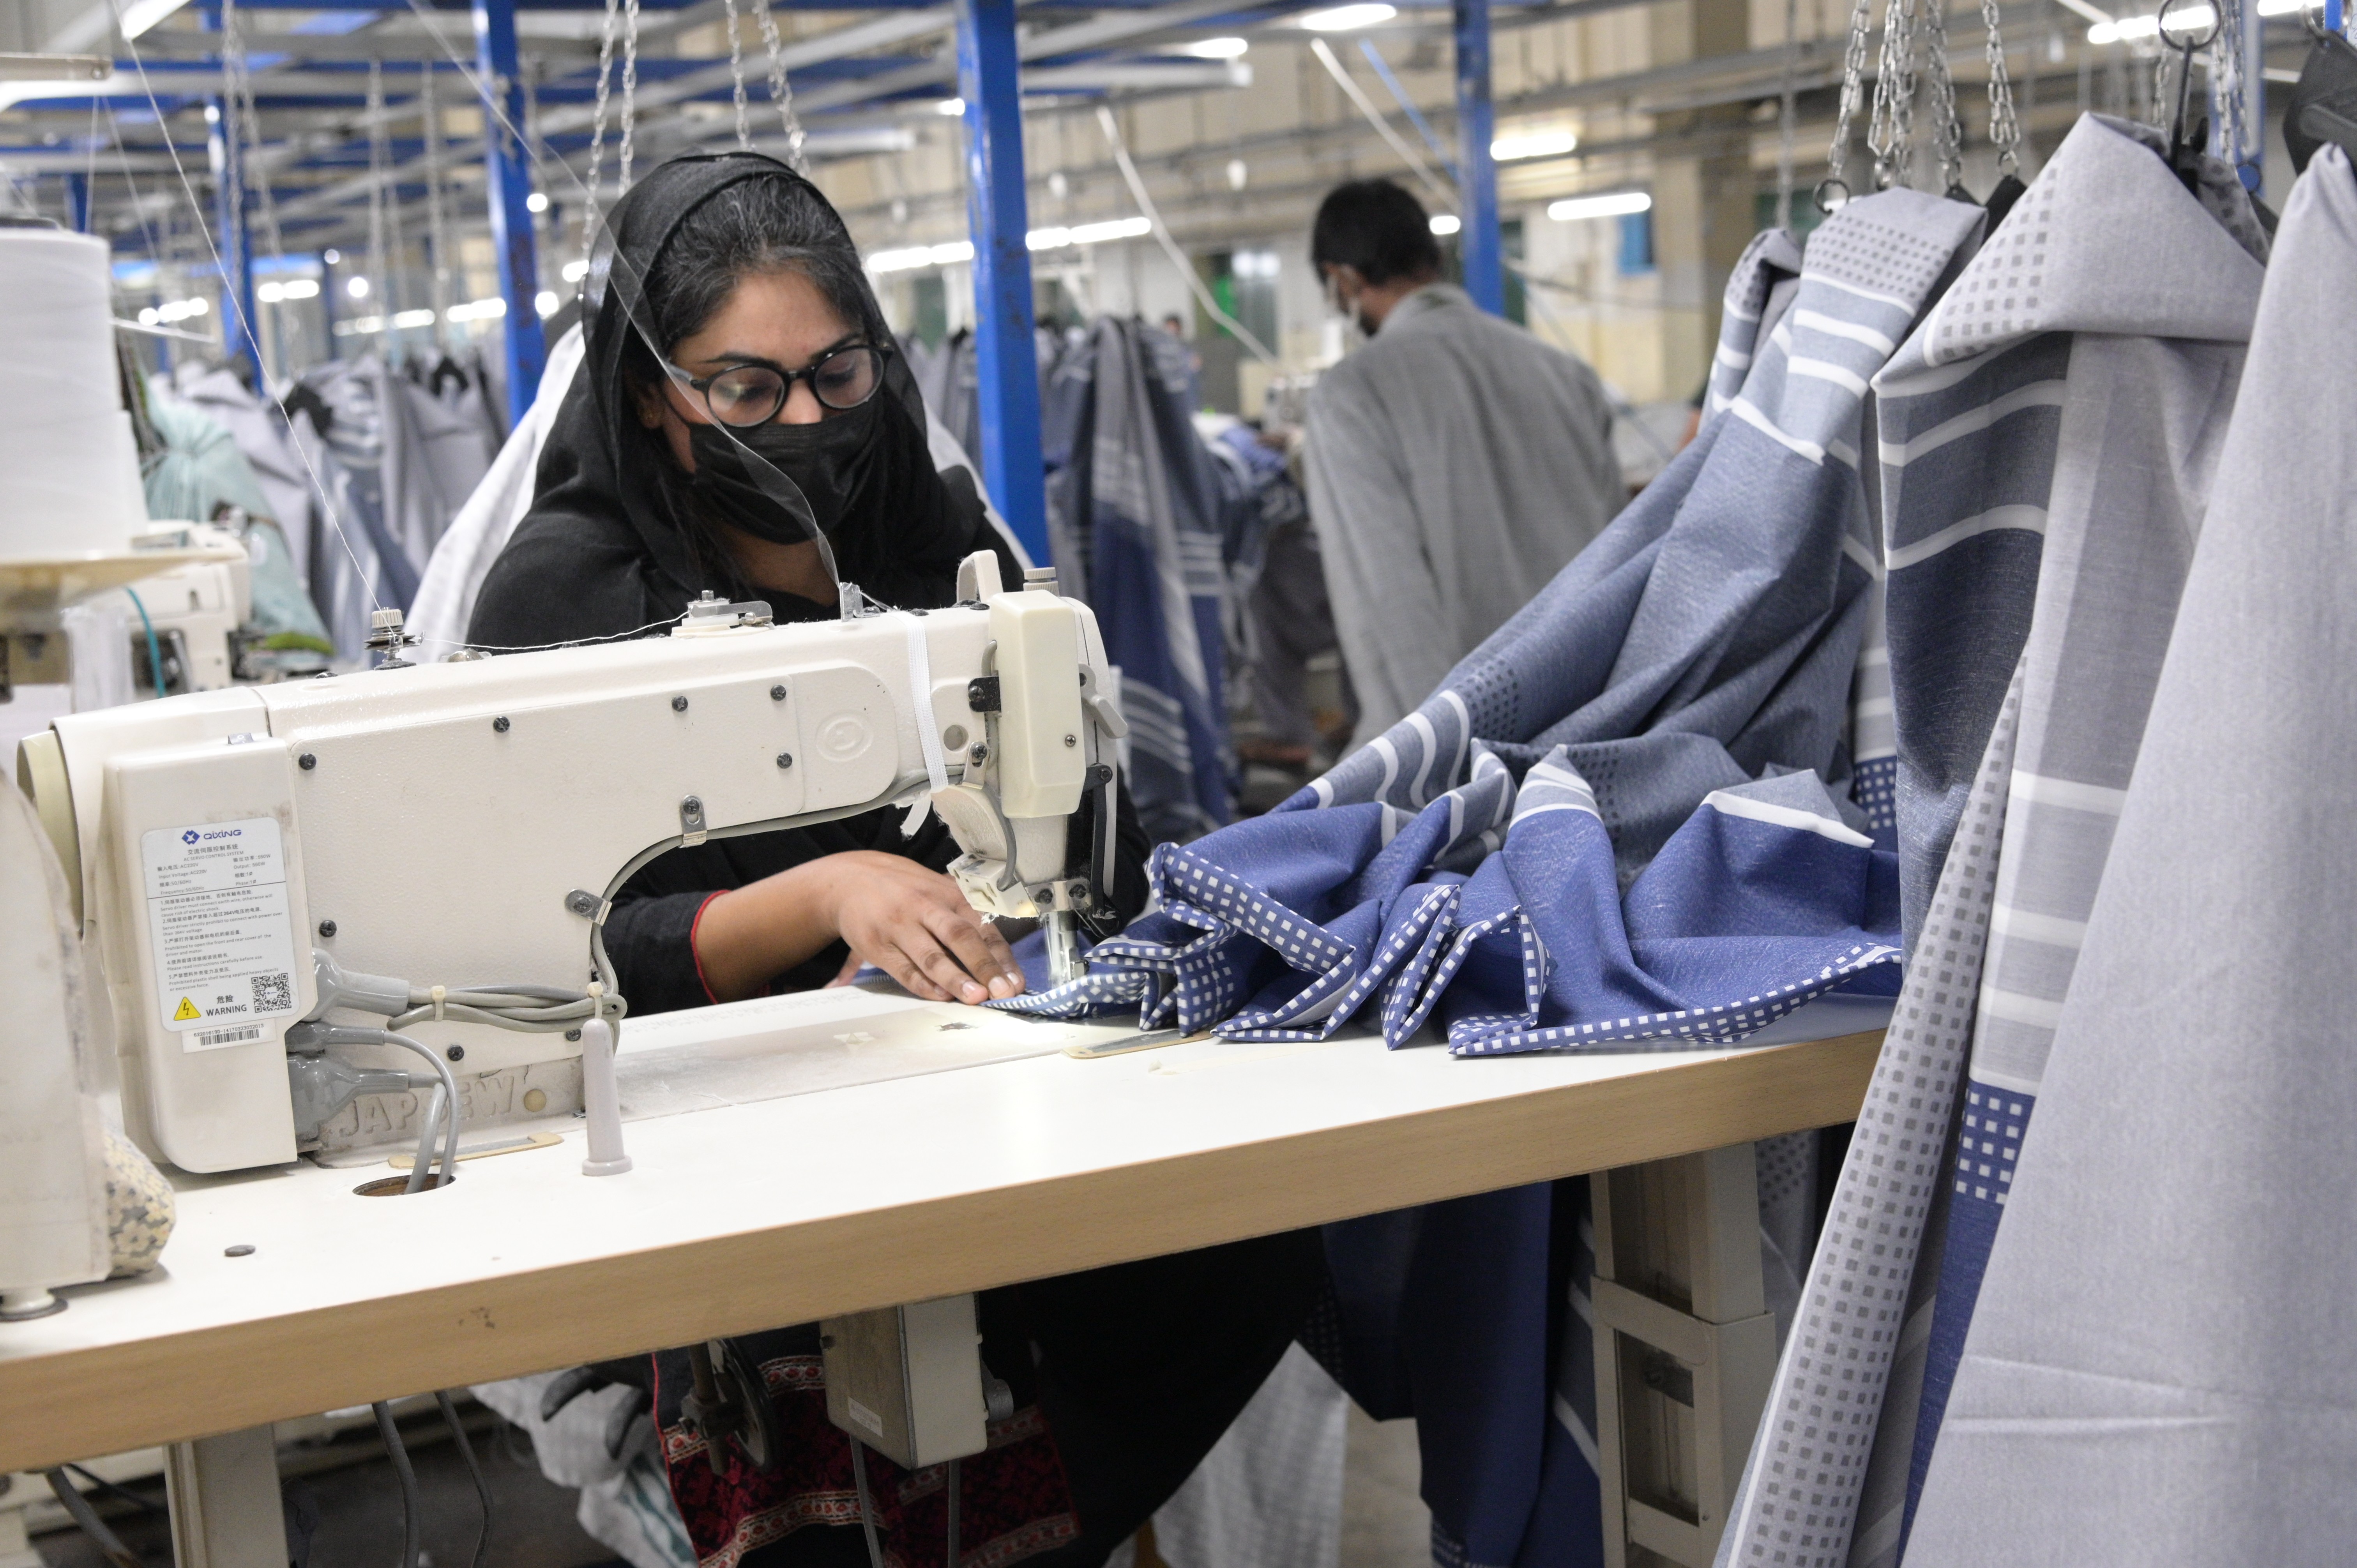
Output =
[{"x1": 12, "y1": 549, "x2": 1124, "y2": 1181}]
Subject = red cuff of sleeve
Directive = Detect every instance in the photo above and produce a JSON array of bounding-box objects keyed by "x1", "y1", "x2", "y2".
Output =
[{"x1": 687, "y1": 890, "x2": 729, "y2": 1006}]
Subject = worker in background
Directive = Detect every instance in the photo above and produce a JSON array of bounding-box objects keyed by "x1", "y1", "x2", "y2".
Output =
[
  {"x1": 1305, "y1": 178, "x2": 1624, "y2": 747},
  {"x1": 470, "y1": 152, "x2": 1314, "y2": 1568}
]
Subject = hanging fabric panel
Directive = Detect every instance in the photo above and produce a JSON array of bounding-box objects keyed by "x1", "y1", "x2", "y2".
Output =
[
  {"x1": 1714, "y1": 113, "x2": 2269, "y2": 1568},
  {"x1": 1899, "y1": 139, "x2": 2357, "y2": 1568},
  {"x1": 1042, "y1": 317, "x2": 1236, "y2": 842}
]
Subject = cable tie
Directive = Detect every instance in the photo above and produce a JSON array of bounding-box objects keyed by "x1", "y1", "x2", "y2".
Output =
[{"x1": 431, "y1": 984, "x2": 447, "y2": 1021}]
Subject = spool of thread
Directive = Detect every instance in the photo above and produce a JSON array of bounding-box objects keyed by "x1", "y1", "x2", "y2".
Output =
[{"x1": 0, "y1": 229, "x2": 147, "y2": 562}]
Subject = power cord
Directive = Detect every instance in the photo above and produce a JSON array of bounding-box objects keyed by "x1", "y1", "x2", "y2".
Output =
[
  {"x1": 436, "y1": 1391, "x2": 493, "y2": 1568},
  {"x1": 847, "y1": 1437, "x2": 885, "y2": 1568},
  {"x1": 42, "y1": 1469, "x2": 146, "y2": 1568},
  {"x1": 372, "y1": 1402, "x2": 423, "y2": 1568}
]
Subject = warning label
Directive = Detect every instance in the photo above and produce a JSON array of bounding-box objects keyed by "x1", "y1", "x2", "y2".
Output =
[{"x1": 141, "y1": 817, "x2": 301, "y2": 1051}]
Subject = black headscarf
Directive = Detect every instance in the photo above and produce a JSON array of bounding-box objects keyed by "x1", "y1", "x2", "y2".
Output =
[{"x1": 469, "y1": 152, "x2": 1018, "y2": 649}]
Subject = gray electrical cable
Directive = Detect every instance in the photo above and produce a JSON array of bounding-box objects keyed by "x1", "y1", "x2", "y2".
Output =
[
  {"x1": 43, "y1": 1470, "x2": 145, "y2": 1568},
  {"x1": 435, "y1": 1391, "x2": 493, "y2": 1568},
  {"x1": 946, "y1": 1456, "x2": 961, "y2": 1568},
  {"x1": 847, "y1": 1438, "x2": 885, "y2": 1568},
  {"x1": 373, "y1": 1403, "x2": 424, "y2": 1568},
  {"x1": 297, "y1": 1026, "x2": 460, "y2": 1190}
]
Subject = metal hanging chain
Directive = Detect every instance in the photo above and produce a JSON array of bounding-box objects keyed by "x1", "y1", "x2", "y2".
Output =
[
  {"x1": 1924, "y1": 0, "x2": 1967, "y2": 193},
  {"x1": 1823, "y1": 0, "x2": 1877, "y2": 205},
  {"x1": 583, "y1": 0, "x2": 621, "y2": 253},
  {"x1": 1777, "y1": 0, "x2": 1802, "y2": 219},
  {"x1": 2212, "y1": 0, "x2": 2250, "y2": 171},
  {"x1": 1869, "y1": 0, "x2": 1924, "y2": 189},
  {"x1": 221, "y1": 0, "x2": 283, "y2": 270},
  {"x1": 722, "y1": 0, "x2": 753, "y2": 148},
  {"x1": 422, "y1": 64, "x2": 453, "y2": 344},
  {"x1": 620, "y1": 0, "x2": 641, "y2": 193},
  {"x1": 367, "y1": 58, "x2": 392, "y2": 351},
  {"x1": 751, "y1": 0, "x2": 808, "y2": 172},
  {"x1": 1981, "y1": 0, "x2": 2022, "y2": 174}
]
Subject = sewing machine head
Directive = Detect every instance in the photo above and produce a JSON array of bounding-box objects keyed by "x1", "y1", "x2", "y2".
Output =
[{"x1": 15, "y1": 551, "x2": 1122, "y2": 1176}]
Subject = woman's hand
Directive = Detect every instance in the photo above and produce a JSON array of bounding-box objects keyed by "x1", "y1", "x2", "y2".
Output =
[
  {"x1": 814, "y1": 853, "x2": 1025, "y2": 1004},
  {"x1": 691, "y1": 851, "x2": 1025, "y2": 1006}
]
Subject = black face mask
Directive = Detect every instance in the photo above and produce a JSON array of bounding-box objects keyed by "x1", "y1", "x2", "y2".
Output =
[{"x1": 685, "y1": 398, "x2": 880, "y2": 546}]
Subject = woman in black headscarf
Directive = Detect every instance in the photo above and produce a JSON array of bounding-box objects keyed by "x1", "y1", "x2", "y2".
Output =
[
  {"x1": 474, "y1": 152, "x2": 1142, "y2": 1009},
  {"x1": 472, "y1": 155, "x2": 1316, "y2": 1568}
]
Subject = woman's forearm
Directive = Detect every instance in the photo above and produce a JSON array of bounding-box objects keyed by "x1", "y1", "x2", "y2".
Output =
[{"x1": 689, "y1": 860, "x2": 842, "y2": 1002}]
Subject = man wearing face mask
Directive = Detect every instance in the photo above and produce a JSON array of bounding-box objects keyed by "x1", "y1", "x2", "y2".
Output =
[{"x1": 1304, "y1": 178, "x2": 1623, "y2": 749}]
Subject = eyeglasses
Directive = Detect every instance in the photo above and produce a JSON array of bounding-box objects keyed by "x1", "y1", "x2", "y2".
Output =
[{"x1": 664, "y1": 343, "x2": 890, "y2": 427}]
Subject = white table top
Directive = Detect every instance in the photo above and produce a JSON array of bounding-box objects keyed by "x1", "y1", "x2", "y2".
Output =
[{"x1": 0, "y1": 989, "x2": 1886, "y2": 1473}]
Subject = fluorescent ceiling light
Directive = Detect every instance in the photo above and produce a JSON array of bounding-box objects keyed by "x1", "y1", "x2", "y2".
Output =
[
  {"x1": 1183, "y1": 36, "x2": 1250, "y2": 57},
  {"x1": 536, "y1": 290, "x2": 561, "y2": 317},
  {"x1": 390, "y1": 308, "x2": 436, "y2": 329},
  {"x1": 934, "y1": 96, "x2": 967, "y2": 115},
  {"x1": 1492, "y1": 129, "x2": 1579, "y2": 161},
  {"x1": 1429, "y1": 214, "x2": 1461, "y2": 235},
  {"x1": 256, "y1": 278, "x2": 320, "y2": 303},
  {"x1": 2087, "y1": 4, "x2": 2216, "y2": 40},
  {"x1": 561, "y1": 258, "x2": 589, "y2": 282},
  {"x1": 526, "y1": 191, "x2": 549, "y2": 213},
  {"x1": 1548, "y1": 190, "x2": 1652, "y2": 222},
  {"x1": 346, "y1": 275, "x2": 370, "y2": 298},
  {"x1": 1302, "y1": 4, "x2": 1397, "y2": 30},
  {"x1": 868, "y1": 240, "x2": 976, "y2": 273},
  {"x1": 446, "y1": 297, "x2": 508, "y2": 322},
  {"x1": 118, "y1": 0, "x2": 192, "y2": 41}
]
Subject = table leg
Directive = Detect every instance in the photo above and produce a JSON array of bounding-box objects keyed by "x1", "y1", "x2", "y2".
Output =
[
  {"x1": 0, "y1": 1490, "x2": 41, "y2": 1568},
  {"x1": 1591, "y1": 1143, "x2": 1778, "y2": 1568},
  {"x1": 166, "y1": 1426, "x2": 283, "y2": 1568}
]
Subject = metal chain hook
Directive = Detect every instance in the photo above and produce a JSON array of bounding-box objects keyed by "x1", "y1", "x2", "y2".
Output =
[
  {"x1": 1868, "y1": 0, "x2": 1924, "y2": 189},
  {"x1": 620, "y1": 0, "x2": 640, "y2": 192},
  {"x1": 1925, "y1": 0, "x2": 1967, "y2": 194},
  {"x1": 751, "y1": 0, "x2": 807, "y2": 173},
  {"x1": 1777, "y1": 0, "x2": 1802, "y2": 221},
  {"x1": 1982, "y1": 0, "x2": 2022, "y2": 174},
  {"x1": 1822, "y1": 0, "x2": 1877, "y2": 209},
  {"x1": 722, "y1": 0, "x2": 752, "y2": 148},
  {"x1": 583, "y1": 0, "x2": 620, "y2": 253}
]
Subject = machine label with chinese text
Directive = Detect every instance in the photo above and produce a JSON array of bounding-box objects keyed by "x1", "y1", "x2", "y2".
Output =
[{"x1": 141, "y1": 816, "x2": 300, "y2": 1050}]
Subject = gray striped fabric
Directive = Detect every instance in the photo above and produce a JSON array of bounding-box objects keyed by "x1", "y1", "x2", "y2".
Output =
[
  {"x1": 1716, "y1": 113, "x2": 2268, "y2": 1568},
  {"x1": 1904, "y1": 142, "x2": 2357, "y2": 1568}
]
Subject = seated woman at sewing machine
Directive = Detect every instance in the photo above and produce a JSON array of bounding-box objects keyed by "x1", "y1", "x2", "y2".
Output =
[
  {"x1": 472, "y1": 154, "x2": 1135, "y2": 1012},
  {"x1": 468, "y1": 153, "x2": 1316, "y2": 1568}
]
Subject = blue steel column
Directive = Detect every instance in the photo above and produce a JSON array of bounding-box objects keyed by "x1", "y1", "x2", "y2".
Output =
[
  {"x1": 65, "y1": 172, "x2": 90, "y2": 232},
  {"x1": 1452, "y1": 0, "x2": 1502, "y2": 315},
  {"x1": 207, "y1": 98, "x2": 260, "y2": 365},
  {"x1": 474, "y1": 0, "x2": 547, "y2": 423},
  {"x1": 956, "y1": 0, "x2": 1049, "y2": 562}
]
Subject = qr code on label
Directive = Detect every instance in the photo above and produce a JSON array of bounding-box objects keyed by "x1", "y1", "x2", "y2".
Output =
[{"x1": 251, "y1": 971, "x2": 293, "y2": 1013}]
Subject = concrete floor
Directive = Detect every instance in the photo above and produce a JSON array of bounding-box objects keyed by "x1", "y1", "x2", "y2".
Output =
[{"x1": 32, "y1": 1411, "x2": 616, "y2": 1568}]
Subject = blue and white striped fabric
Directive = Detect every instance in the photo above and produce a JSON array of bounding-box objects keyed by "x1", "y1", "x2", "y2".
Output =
[
  {"x1": 1715, "y1": 113, "x2": 2269, "y2": 1568},
  {"x1": 999, "y1": 188, "x2": 1977, "y2": 1054},
  {"x1": 1903, "y1": 143, "x2": 2357, "y2": 1568},
  {"x1": 1043, "y1": 318, "x2": 1235, "y2": 842}
]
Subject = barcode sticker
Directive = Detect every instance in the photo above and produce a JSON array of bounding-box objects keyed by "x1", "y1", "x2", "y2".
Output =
[{"x1": 141, "y1": 816, "x2": 302, "y2": 1051}]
